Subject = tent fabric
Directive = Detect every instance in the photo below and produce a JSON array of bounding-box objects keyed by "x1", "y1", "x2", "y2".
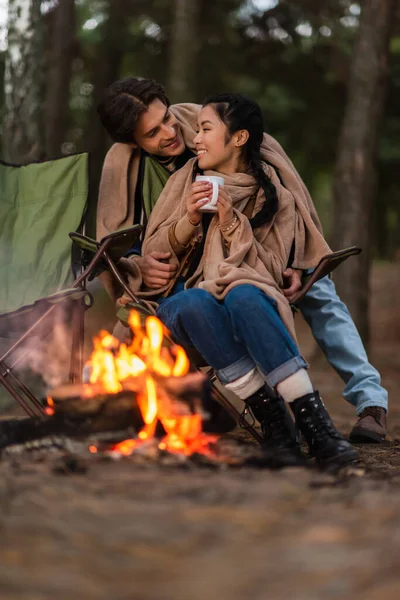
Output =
[{"x1": 0, "y1": 153, "x2": 88, "y2": 314}]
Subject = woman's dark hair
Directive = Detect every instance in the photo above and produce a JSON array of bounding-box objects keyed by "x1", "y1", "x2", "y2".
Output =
[
  {"x1": 202, "y1": 93, "x2": 278, "y2": 228},
  {"x1": 97, "y1": 77, "x2": 170, "y2": 144}
]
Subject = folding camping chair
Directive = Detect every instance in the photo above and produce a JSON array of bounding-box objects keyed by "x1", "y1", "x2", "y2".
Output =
[
  {"x1": 0, "y1": 153, "x2": 90, "y2": 414},
  {"x1": 71, "y1": 220, "x2": 361, "y2": 445},
  {"x1": 0, "y1": 153, "x2": 145, "y2": 417}
]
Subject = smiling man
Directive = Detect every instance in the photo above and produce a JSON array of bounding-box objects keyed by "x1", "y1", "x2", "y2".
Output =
[{"x1": 96, "y1": 77, "x2": 388, "y2": 442}]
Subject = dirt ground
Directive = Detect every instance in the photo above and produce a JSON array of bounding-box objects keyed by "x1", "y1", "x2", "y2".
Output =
[{"x1": 0, "y1": 263, "x2": 399, "y2": 600}]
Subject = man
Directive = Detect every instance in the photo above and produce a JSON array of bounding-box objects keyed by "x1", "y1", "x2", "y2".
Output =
[{"x1": 96, "y1": 77, "x2": 388, "y2": 442}]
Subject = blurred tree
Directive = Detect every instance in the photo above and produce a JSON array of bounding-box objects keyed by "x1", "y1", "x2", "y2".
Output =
[
  {"x1": 83, "y1": 0, "x2": 129, "y2": 199},
  {"x1": 45, "y1": 0, "x2": 76, "y2": 158},
  {"x1": 167, "y1": 0, "x2": 200, "y2": 103},
  {"x1": 4, "y1": 0, "x2": 391, "y2": 265},
  {"x1": 376, "y1": 32, "x2": 400, "y2": 260},
  {"x1": 3, "y1": 0, "x2": 44, "y2": 162},
  {"x1": 0, "y1": 52, "x2": 5, "y2": 157},
  {"x1": 332, "y1": 0, "x2": 396, "y2": 343}
]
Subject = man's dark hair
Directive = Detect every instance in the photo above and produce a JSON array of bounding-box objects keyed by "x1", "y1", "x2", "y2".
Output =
[{"x1": 97, "y1": 77, "x2": 170, "y2": 144}]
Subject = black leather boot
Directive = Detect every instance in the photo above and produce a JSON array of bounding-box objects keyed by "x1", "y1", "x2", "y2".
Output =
[
  {"x1": 290, "y1": 391, "x2": 358, "y2": 468},
  {"x1": 244, "y1": 385, "x2": 305, "y2": 467}
]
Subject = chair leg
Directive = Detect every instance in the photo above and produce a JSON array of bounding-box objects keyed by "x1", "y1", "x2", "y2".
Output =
[
  {"x1": 1, "y1": 345, "x2": 46, "y2": 415},
  {"x1": 0, "y1": 367, "x2": 42, "y2": 417},
  {"x1": 7, "y1": 369, "x2": 45, "y2": 415},
  {"x1": 0, "y1": 328, "x2": 51, "y2": 416},
  {"x1": 69, "y1": 299, "x2": 85, "y2": 384},
  {"x1": 207, "y1": 371, "x2": 264, "y2": 445},
  {"x1": 103, "y1": 252, "x2": 142, "y2": 304}
]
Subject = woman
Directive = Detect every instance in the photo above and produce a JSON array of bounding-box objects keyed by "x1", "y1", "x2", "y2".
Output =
[{"x1": 141, "y1": 93, "x2": 357, "y2": 468}]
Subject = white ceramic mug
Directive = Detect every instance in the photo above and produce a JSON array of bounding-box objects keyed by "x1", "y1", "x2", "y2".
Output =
[{"x1": 195, "y1": 175, "x2": 224, "y2": 212}]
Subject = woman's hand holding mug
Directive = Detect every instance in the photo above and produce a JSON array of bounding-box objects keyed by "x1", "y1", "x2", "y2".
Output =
[
  {"x1": 188, "y1": 175, "x2": 230, "y2": 225},
  {"x1": 186, "y1": 180, "x2": 213, "y2": 225}
]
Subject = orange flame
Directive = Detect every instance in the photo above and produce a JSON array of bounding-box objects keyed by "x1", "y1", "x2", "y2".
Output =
[
  {"x1": 66, "y1": 311, "x2": 215, "y2": 457},
  {"x1": 45, "y1": 396, "x2": 55, "y2": 416}
]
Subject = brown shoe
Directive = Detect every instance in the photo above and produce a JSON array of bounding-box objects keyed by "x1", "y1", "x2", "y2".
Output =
[{"x1": 349, "y1": 407, "x2": 387, "y2": 443}]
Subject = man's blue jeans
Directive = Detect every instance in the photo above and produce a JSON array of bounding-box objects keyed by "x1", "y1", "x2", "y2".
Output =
[
  {"x1": 299, "y1": 276, "x2": 388, "y2": 414},
  {"x1": 156, "y1": 284, "x2": 307, "y2": 388}
]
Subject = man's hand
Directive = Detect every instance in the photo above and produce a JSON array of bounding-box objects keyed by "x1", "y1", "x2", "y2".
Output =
[
  {"x1": 137, "y1": 251, "x2": 177, "y2": 289},
  {"x1": 282, "y1": 268, "x2": 303, "y2": 303}
]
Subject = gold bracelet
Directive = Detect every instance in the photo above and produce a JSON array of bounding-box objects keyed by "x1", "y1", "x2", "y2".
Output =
[{"x1": 220, "y1": 214, "x2": 238, "y2": 233}]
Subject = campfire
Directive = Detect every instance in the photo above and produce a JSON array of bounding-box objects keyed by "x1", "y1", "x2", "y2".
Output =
[
  {"x1": 45, "y1": 310, "x2": 219, "y2": 458},
  {"x1": 0, "y1": 312, "x2": 270, "y2": 468}
]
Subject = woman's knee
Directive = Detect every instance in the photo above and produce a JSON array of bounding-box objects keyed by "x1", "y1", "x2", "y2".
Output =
[
  {"x1": 225, "y1": 284, "x2": 267, "y2": 314},
  {"x1": 157, "y1": 288, "x2": 215, "y2": 322}
]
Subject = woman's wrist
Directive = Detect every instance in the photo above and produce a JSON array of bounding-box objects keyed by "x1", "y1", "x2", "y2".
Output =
[
  {"x1": 219, "y1": 211, "x2": 234, "y2": 228},
  {"x1": 188, "y1": 215, "x2": 201, "y2": 227},
  {"x1": 220, "y1": 213, "x2": 238, "y2": 233},
  {"x1": 174, "y1": 213, "x2": 200, "y2": 248}
]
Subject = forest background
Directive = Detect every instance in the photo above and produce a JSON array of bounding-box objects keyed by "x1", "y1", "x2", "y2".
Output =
[{"x1": 1, "y1": 0, "x2": 399, "y2": 345}]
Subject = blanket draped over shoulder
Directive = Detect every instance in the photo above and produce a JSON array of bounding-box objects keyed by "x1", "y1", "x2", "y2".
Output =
[
  {"x1": 97, "y1": 103, "x2": 200, "y2": 241},
  {"x1": 97, "y1": 102, "x2": 324, "y2": 252},
  {"x1": 140, "y1": 158, "x2": 330, "y2": 342},
  {"x1": 97, "y1": 102, "x2": 331, "y2": 339}
]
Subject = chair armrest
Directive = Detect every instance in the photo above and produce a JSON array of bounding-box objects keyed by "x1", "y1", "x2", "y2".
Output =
[
  {"x1": 100, "y1": 224, "x2": 145, "y2": 244},
  {"x1": 69, "y1": 232, "x2": 99, "y2": 253},
  {"x1": 290, "y1": 246, "x2": 362, "y2": 305},
  {"x1": 100, "y1": 225, "x2": 145, "y2": 261},
  {"x1": 70, "y1": 224, "x2": 145, "y2": 263}
]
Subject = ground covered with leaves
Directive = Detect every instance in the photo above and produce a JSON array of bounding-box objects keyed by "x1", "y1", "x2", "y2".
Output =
[{"x1": 0, "y1": 263, "x2": 399, "y2": 600}]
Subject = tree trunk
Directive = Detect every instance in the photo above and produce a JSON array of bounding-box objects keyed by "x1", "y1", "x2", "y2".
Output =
[
  {"x1": 167, "y1": 0, "x2": 199, "y2": 103},
  {"x1": 3, "y1": 0, "x2": 45, "y2": 163},
  {"x1": 45, "y1": 0, "x2": 76, "y2": 158},
  {"x1": 84, "y1": 0, "x2": 128, "y2": 212},
  {"x1": 332, "y1": 0, "x2": 395, "y2": 344}
]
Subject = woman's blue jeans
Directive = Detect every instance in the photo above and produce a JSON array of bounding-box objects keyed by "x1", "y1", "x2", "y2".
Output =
[{"x1": 156, "y1": 284, "x2": 307, "y2": 388}]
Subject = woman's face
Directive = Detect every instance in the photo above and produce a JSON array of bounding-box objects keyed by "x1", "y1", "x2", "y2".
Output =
[{"x1": 194, "y1": 105, "x2": 239, "y2": 174}]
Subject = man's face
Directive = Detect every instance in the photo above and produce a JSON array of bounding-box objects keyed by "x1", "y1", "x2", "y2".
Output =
[{"x1": 133, "y1": 99, "x2": 186, "y2": 157}]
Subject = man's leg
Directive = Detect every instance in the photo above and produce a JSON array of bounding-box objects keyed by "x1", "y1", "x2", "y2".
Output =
[{"x1": 298, "y1": 275, "x2": 387, "y2": 441}]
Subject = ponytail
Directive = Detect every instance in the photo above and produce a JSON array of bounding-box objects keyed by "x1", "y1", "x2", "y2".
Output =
[
  {"x1": 248, "y1": 148, "x2": 278, "y2": 229},
  {"x1": 202, "y1": 93, "x2": 279, "y2": 228}
]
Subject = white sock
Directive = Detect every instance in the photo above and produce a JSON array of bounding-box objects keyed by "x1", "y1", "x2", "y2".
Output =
[
  {"x1": 224, "y1": 367, "x2": 265, "y2": 400},
  {"x1": 276, "y1": 369, "x2": 313, "y2": 404}
]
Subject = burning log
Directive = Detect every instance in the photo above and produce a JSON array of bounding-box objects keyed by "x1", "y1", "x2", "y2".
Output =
[
  {"x1": 50, "y1": 371, "x2": 207, "y2": 418},
  {"x1": 0, "y1": 386, "x2": 143, "y2": 451},
  {"x1": 0, "y1": 311, "x2": 236, "y2": 458},
  {"x1": 0, "y1": 372, "x2": 235, "y2": 451}
]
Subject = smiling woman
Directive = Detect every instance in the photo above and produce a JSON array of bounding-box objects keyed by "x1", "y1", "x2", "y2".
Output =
[
  {"x1": 141, "y1": 92, "x2": 359, "y2": 470},
  {"x1": 194, "y1": 105, "x2": 247, "y2": 174}
]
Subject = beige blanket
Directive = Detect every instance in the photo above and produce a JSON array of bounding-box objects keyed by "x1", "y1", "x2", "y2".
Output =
[
  {"x1": 97, "y1": 103, "x2": 200, "y2": 241},
  {"x1": 97, "y1": 102, "x2": 330, "y2": 321},
  {"x1": 140, "y1": 158, "x2": 331, "y2": 341},
  {"x1": 97, "y1": 102, "x2": 324, "y2": 261}
]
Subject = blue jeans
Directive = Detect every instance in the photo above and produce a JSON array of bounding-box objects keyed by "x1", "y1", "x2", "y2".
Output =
[
  {"x1": 156, "y1": 284, "x2": 307, "y2": 388},
  {"x1": 299, "y1": 275, "x2": 388, "y2": 414}
]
